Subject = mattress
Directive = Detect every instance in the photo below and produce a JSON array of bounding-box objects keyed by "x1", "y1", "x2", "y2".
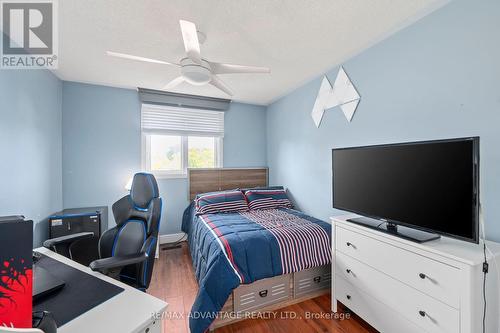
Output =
[{"x1": 181, "y1": 203, "x2": 332, "y2": 333}]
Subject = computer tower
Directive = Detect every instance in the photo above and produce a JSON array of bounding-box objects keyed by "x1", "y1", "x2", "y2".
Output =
[{"x1": 49, "y1": 207, "x2": 107, "y2": 266}]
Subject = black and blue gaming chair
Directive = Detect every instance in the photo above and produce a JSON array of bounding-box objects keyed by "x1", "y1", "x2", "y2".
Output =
[{"x1": 44, "y1": 173, "x2": 162, "y2": 291}]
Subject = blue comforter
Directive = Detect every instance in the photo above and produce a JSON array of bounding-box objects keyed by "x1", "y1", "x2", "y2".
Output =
[{"x1": 181, "y1": 203, "x2": 331, "y2": 332}]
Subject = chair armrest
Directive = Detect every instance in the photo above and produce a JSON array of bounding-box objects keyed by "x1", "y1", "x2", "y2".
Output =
[
  {"x1": 89, "y1": 252, "x2": 148, "y2": 273},
  {"x1": 43, "y1": 232, "x2": 95, "y2": 249}
]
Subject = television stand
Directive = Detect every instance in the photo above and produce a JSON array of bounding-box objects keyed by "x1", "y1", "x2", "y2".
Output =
[
  {"x1": 331, "y1": 216, "x2": 500, "y2": 333},
  {"x1": 346, "y1": 216, "x2": 440, "y2": 243}
]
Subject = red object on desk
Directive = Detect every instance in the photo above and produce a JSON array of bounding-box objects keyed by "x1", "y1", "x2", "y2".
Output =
[{"x1": 0, "y1": 217, "x2": 33, "y2": 328}]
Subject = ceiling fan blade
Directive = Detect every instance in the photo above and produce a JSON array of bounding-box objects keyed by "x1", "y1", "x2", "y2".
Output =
[
  {"x1": 179, "y1": 20, "x2": 202, "y2": 63},
  {"x1": 106, "y1": 51, "x2": 178, "y2": 66},
  {"x1": 163, "y1": 76, "x2": 185, "y2": 90},
  {"x1": 209, "y1": 62, "x2": 270, "y2": 75},
  {"x1": 209, "y1": 75, "x2": 233, "y2": 96}
]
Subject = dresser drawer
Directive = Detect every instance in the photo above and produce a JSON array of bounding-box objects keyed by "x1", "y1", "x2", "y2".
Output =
[
  {"x1": 336, "y1": 276, "x2": 426, "y2": 333},
  {"x1": 336, "y1": 251, "x2": 459, "y2": 333},
  {"x1": 294, "y1": 265, "x2": 331, "y2": 297},
  {"x1": 336, "y1": 226, "x2": 460, "y2": 308},
  {"x1": 234, "y1": 274, "x2": 291, "y2": 313}
]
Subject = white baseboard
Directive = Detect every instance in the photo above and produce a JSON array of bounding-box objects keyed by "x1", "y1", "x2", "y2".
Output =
[{"x1": 159, "y1": 232, "x2": 186, "y2": 244}]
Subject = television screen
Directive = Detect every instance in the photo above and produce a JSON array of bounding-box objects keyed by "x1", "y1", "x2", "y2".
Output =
[{"x1": 332, "y1": 137, "x2": 479, "y2": 243}]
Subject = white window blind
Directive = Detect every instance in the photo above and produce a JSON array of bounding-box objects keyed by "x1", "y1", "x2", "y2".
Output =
[{"x1": 141, "y1": 104, "x2": 225, "y2": 137}]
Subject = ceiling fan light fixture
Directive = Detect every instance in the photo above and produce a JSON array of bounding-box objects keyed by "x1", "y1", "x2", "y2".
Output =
[
  {"x1": 182, "y1": 70, "x2": 211, "y2": 86},
  {"x1": 180, "y1": 58, "x2": 211, "y2": 85}
]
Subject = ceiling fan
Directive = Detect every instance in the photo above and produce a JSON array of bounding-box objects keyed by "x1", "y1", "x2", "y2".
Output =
[{"x1": 107, "y1": 20, "x2": 270, "y2": 96}]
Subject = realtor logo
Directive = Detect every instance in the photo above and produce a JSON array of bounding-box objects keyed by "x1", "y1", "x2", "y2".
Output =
[{"x1": 1, "y1": 0, "x2": 58, "y2": 69}]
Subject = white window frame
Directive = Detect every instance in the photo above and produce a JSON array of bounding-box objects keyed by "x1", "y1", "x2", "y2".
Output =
[{"x1": 142, "y1": 133, "x2": 223, "y2": 179}]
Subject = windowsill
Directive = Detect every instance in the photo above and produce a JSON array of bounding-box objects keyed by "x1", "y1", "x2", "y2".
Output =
[
  {"x1": 150, "y1": 172, "x2": 188, "y2": 180},
  {"x1": 149, "y1": 167, "x2": 222, "y2": 180}
]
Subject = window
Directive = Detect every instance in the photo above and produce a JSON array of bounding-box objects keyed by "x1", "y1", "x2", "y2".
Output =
[{"x1": 141, "y1": 104, "x2": 223, "y2": 178}]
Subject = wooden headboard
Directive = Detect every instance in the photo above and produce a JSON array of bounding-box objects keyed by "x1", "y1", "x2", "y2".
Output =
[{"x1": 188, "y1": 168, "x2": 269, "y2": 200}]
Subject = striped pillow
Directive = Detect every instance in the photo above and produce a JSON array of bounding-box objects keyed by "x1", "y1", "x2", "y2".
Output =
[
  {"x1": 195, "y1": 190, "x2": 249, "y2": 215},
  {"x1": 244, "y1": 189, "x2": 293, "y2": 211}
]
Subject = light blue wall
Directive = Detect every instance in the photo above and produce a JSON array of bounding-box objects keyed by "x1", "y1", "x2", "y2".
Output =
[
  {"x1": 62, "y1": 82, "x2": 267, "y2": 235},
  {"x1": 61, "y1": 82, "x2": 141, "y2": 229},
  {"x1": 0, "y1": 70, "x2": 63, "y2": 246},
  {"x1": 224, "y1": 103, "x2": 267, "y2": 168},
  {"x1": 267, "y1": 0, "x2": 500, "y2": 241}
]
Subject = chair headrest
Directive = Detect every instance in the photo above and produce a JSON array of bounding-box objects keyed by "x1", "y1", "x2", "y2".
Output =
[{"x1": 130, "y1": 173, "x2": 159, "y2": 209}]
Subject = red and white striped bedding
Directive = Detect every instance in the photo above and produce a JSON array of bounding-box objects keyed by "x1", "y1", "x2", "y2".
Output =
[{"x1": 239, "y1": 209, "x2": 331, "y2": 274}]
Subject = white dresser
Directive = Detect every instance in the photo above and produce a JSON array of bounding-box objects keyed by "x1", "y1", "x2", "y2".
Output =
[{"x1": 331, "y1": 216, "x2": 500, "y2": 333}]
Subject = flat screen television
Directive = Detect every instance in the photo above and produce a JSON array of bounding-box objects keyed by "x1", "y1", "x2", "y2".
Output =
[{"x1": 332, "y1": 137, "x2": 480, "y2": 243}]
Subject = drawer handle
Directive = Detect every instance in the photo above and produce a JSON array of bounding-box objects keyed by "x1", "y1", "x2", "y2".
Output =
[
  {"x1": 313, "y1": 276, "x2": 321, "y2": 283},
  {"x1": 419, "y1": 310, "x2": 426, "y2": 317},
  {"x1": 346, "y1": 242, "x2": 357, "y2": 249},
  {"x1": 259, "y1": 290, "x2": 268, "y2": 298},
  {"x1": 346, "y1": 269, "x2": 351, "y2": 274},
  {"x1": 346, "y1": 294, "x2": 351, "y2": 300},
  {"x1": 419, "y1": 273, "x2": 426, "y2": 279}
]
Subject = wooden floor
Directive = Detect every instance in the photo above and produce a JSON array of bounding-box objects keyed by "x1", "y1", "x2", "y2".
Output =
[{"x1": 147, "y1": 242, "x2": 378, "y2": 333}]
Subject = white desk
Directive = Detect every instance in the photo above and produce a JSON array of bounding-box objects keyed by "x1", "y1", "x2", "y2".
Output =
[{"x1": 35, "y1": 247, "x2": 168, "y2": 333}]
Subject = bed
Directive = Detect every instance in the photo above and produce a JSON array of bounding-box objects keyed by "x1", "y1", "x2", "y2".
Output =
[{"x1": 181, "y1": 168, "x2": 332, "y2": 332}]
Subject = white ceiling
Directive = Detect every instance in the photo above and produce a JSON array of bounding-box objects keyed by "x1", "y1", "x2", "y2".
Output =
[{"x1": 55, "y1": 0, "x2": 447, "y2": 105}]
